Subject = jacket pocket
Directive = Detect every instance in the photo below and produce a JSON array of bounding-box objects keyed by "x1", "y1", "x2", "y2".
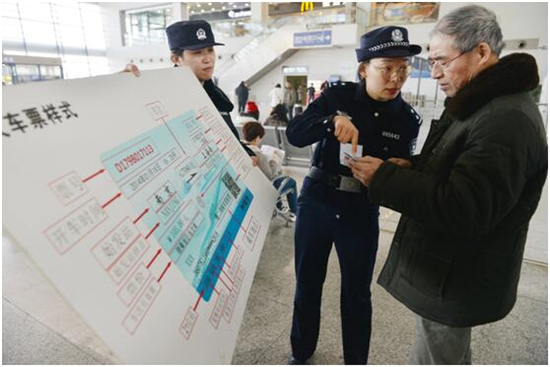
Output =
[{"x1": 400, "y1": 247, "x2": 452, "y2": 299}]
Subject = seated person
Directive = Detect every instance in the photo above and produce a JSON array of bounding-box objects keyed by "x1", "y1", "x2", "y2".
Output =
[
  {"x1": 263, "y1": 104, "x2": 289, "y2": 127},
  {"x1": 241, "y1": 121, "x2": 297, "y2": 220},
  {"x1": 235, "y1": 101, "x2": 260, "y2": 125}
]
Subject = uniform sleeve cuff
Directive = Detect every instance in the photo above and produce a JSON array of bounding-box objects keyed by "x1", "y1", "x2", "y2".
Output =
[{"x1": 319, "y1": 114, "x2": 336, "y2": 134}]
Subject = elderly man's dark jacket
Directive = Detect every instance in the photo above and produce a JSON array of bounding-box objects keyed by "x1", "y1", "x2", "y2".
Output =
[{"x1": 369, "y1": 53, "x2": 548, "y2": 327}]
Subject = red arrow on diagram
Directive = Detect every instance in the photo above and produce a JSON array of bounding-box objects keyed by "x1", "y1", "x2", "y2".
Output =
[
  {"x1": 133, "y1": 208, "x2": 149, "y2": 224},
  {"x1": 146, "y1": 248, "x2": 162, "y2": 269},
  {"x1": 157, "y1": 262, "x2": 171, "y2": 283},
  {"x1": 145, "y1": 222, "x2": 160, "y2": 240},
  {"x1": 193, "y1": 290, "x2": 204, "y2": 311},
  {"x1": 101, "y1": 192, "x2": 121, "y2": 209},
  {"x1": 82, "y1": 169, "x2": 105, "y2": 183}
]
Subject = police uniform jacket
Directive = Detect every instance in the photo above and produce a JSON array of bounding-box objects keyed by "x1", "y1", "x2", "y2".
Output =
[
  {"x1": 286, "y1": 81, "x2": 421, "y2": 205},
  {"x1": 203, "y1": 79, "x2": 254, "y2": 156},
  {"x1": 369, "y1": 53, "x2": 548, "y2": 327}
]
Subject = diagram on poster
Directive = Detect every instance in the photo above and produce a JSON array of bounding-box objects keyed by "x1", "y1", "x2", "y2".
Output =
[
  {"x1": 100, "y1": 110, "x2": 253, "y2": 302},
  {"x1": 2, "y1": 67, "x2": 277, "y2": 364}
]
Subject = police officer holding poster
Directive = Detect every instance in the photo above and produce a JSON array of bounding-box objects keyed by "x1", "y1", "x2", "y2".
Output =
[{"x1": 123, "y1": 20, "x2": 255, "y2": 158}]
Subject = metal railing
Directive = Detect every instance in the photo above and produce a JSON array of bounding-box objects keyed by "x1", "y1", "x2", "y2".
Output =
[
  {"x1": 216, "y1": 5, "x2": 359, "y2": 77},
  {"x1": 216, "y1": 16, "x2": 295, "y2": 77}
]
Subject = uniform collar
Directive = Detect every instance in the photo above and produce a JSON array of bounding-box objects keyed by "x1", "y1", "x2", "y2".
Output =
[
  {"x1": 203, "y1": 79, "x2": 234, "y2": 112},
  {"x1": 355, "y1": 80, "x2": 403, "y2": 115}
]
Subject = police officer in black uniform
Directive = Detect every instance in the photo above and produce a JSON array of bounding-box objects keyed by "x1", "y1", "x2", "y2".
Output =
[
  {"x1": 124, "y1": 20, "x2": 255, "y2": 158},
  {"x1": 286, "y1": 26, "x2": 422, "y2": 365}
]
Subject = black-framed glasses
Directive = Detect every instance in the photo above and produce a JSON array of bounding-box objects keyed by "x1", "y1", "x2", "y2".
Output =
[
  {"x1": 427, "y1": 51, "x2": 467, "y2": 72},
  {"x1": 369, "y1": 63, "x2": 414, "y2": 80}
]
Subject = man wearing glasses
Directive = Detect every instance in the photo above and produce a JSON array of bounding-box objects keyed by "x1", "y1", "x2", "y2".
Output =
[
  {"x1": 348, "y1": 5, "x2": 547, "y2": 364},
  {"x1": 286, "y1": 26, "x2": 422, "y2": 364}
]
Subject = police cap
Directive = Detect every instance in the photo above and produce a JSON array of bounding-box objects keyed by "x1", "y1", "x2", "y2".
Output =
[
  {"x1": 355, "y1": 26, "x2": 421, "y2": 62},
  {"x1": 166, "y1": 20, "x2": 224, "y2": 51}
]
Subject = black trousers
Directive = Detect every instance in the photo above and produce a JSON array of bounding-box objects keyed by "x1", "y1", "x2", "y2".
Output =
[
  {"x1": 238, "y1": 98, "x2": 246, "y2": 113},
  {"x1": 290, "y1": 178, "x2": 379, "y2": 364}
]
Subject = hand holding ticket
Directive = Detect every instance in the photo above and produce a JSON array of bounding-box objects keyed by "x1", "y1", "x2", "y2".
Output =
[
  {"x1": 343, "y1": 152, "x2": 357, "y2": 162},
  {"x1": 340, "y1": 143, "x2": 362, "y2": 166}
]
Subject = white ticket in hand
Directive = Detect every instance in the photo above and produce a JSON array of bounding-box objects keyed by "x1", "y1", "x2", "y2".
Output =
[{"x1": 339, "y1": 143, "x2": 363, "y2": 166}]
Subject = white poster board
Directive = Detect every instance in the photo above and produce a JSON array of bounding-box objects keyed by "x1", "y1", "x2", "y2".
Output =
[{"x1": 2, "y1": 68, "x2": 277, "y2": 364}]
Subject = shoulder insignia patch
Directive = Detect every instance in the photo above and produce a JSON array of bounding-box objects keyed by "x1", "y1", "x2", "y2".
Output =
[{"x1": 403, "y1": 103, "x2": 423, "y2": 125}]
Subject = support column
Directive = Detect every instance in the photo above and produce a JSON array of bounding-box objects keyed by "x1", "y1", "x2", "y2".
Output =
[
  {"x1": 172, "y1": 3, "x2": 189, "y2": 22},
  {"x1": 251, "y1": 2, "x2": 269, "y2": 29}
]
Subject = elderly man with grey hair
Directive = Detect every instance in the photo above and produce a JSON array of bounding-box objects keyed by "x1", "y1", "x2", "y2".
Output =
[{"x1": 347, "y1": 5, "x2": 547, "y2": 364}]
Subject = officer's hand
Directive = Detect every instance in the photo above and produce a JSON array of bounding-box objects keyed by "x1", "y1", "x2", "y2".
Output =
[
  {"x1": 348, "y1": 155, "x2": 383, "y2": 187},
  {"x1": 121, "y1": 63, "x2": 141, "y2": 77},
  {"x1": 387, "y1": 157, "x2": 412, "y2": 168},
  {"x1": 333, "y1": 116, "x2": 359, "y2": 155}
]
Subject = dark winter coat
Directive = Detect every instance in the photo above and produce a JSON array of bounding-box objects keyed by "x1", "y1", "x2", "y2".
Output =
[
  {"x1": 204, "y1": 80, "x2": 254, "y2": 156},
  {"x1": 235, "y1": 83, "x2": 249, "y2": 102},
  {"x1": 369, "y1": 53, "x2": 548, "y2": 327}
]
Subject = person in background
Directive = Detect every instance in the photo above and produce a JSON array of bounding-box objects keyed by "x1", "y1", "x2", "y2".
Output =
[
  {"x1": 284, "y1": 81, "x2": 297, "y2": 120},
  {"x1": 307, "y1": 83, "x2": 315, "y2": 104},
  {"x1": 297, "y1": 84, "x2": 305, "y2": 106},
  {"x1": 268, "y1": 83, "x2": 284, "y2": 108},
  {"x1": 235, "y1": 101, "x2": 260, "y2": 125},
  {"x1": 348, "y1": 5, "x2": 547, "y2": 364},
  {"x1": 241, "y1": 121, "x2": 298, "y2": 221},
  {"x1": 235, "y1": 81, "x2": 250, "y2": 113},
  {"x1": 293, "y1": 105, "x2": 303, "y2": 117},
  {"x1": 264, "y1": 104, "x2": 289, "y2": 127},
  {"x1": 122, "y1": 20, "x2": 256, "y2": 161},
  {"x1": 286, "y1": 26, "x2": 422, "y2": 365}
]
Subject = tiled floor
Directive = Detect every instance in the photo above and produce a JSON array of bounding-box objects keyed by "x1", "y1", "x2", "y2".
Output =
[{"x1": 3, "y1": 165, "x2": 547, "y2": 364}]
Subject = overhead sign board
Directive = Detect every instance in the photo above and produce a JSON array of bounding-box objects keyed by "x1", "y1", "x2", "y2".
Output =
[{"x1": 293, "y1": 30, "x2": 332, "y2": 47}]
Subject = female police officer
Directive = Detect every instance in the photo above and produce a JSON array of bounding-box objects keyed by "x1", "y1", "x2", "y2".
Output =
[
  {"x1": 286, "y1": 26, "x2": 422, "y2": 365},
  {"x1": 123, "y1": 20, "x2": 255, "y2": 159}
]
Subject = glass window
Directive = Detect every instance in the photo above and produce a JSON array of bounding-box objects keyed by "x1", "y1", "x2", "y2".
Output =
[
  {"x1": 57, "y1": 24, "x2": 86, "y2": 50},
  {"x1": 3, "y1": 64, "x2": 15, "y2": 85},
  {"x1": 18, "y1": 2, "x2": 52, "y2": 21},
  {"x1": 15, "y1": 63, "x2": 40, "y2": 83},
  {"x1": 1, "y1": 1, "x2": 108, "y2": 80},
  {"x1": 88, "y1": 56, "x2": 109, "y2": 77},
  {"x1": 81, "y1": 4, "x2": 106, "y2": 52},
  {"x1": 123, "y1": 6, "x2": 172, "y2": 46},
  {"x1": 40, "y1": 64, "x2": 62, "y2": 80},
  {"x1": 21, "y1": 19, "x2": 57, "y2": 49},
  {"x1": 52, "y1": 3, "x2": 82, "y2": 26},
  {"x1": 2, "y1": 17, "x2": 25, "y2": 44},
  {"x1": 2, "y1": 1, "x2": 19, "y2": 18}
]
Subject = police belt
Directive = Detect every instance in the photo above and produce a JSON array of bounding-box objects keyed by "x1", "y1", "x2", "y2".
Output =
[{"x1": 308, "y1": 166, "x2": 362, "y2": 193}]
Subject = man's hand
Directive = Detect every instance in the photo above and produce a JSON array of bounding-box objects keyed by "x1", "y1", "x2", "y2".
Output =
[
  {"x1": 333, "y1": 116, "x2": 359, "y2": 155},
  {"x1": 348, "y1": 155, "x2": 384, "y2": 187},
  {"x1": 121, "y1": 63, "x2": 141, "y2": 77},
  {"x1": 251, "y1": 156, "x2": 259, "y2": 167},
  {"x1": 387, "y1": 157, "x2": 412, "y2": 168}
]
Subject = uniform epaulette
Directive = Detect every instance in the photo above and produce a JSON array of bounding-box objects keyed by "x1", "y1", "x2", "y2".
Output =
[
  {"x1": 327, "y1": 81, "x2": 355, "y2": 90},
  {"x1": 402, "y1": 103, "x2": 423, "y2": 125}
]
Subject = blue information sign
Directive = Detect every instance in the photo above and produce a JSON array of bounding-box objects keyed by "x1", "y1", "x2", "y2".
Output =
[{"x1": 293, "y1": 30, "x2": 332, "y2": 47}]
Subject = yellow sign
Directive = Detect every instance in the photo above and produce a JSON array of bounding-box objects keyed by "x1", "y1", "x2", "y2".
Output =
[{"x1": 301, "y1": 2, "x2": 314, "y2": 12}]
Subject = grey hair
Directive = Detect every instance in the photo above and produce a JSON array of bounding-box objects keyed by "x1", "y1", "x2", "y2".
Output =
[{"x1": 431, "y1": 5, "x2": 504, "y2": 56}]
